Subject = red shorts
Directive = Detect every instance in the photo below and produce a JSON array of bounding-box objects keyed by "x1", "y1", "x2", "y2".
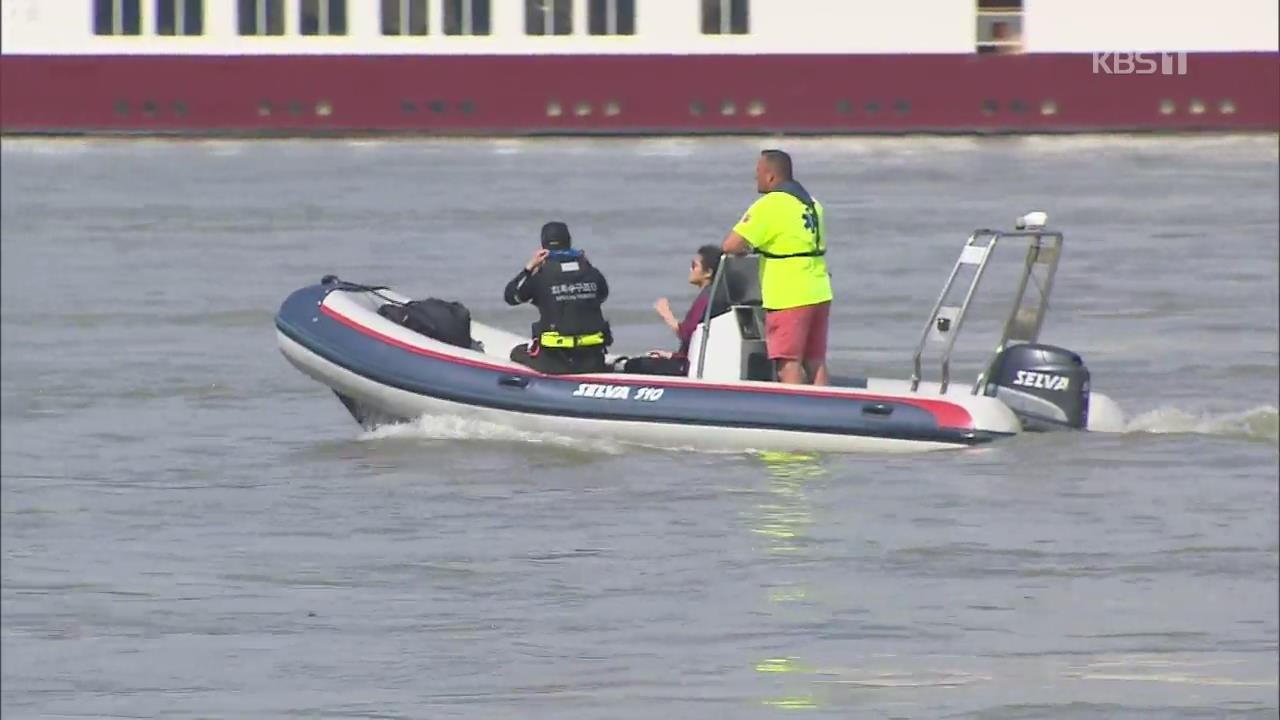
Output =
[{"x1": 764, "y1": 301, "x2": 831, "y2": 362}]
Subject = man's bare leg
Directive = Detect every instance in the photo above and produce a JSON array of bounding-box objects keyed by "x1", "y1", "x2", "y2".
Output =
[
  {"x1": 804, "y1": 360, "x2": 829, "y2": 386},
  {"x1": 776, "y1": 359, "x2": 807, "y2": 384}
]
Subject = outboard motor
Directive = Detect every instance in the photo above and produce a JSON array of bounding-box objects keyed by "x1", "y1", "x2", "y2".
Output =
[{"x1": 984, "y1": 343, "x2": 1090, "y2": 430}]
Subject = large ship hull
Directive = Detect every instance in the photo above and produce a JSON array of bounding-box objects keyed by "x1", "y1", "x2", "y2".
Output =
[{"x1": 1, "y1": 52, "x2": 1276, "y2": 136}]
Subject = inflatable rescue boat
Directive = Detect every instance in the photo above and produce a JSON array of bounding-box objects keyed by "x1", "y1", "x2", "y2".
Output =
[{"x1": 274, "y1": 212, "x2": 1123, "y2": 453}]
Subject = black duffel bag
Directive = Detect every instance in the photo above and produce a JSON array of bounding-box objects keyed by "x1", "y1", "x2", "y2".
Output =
[{"x1": 378, "y1": 298, "x2": 474, "y2": 350}]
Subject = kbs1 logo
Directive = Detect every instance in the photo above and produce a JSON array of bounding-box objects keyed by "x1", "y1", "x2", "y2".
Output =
[{"x1": 1092, "y1": 52, "x2": 1188, "y2": 75}]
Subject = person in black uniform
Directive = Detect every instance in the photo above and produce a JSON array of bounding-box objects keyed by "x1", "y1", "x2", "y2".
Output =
[{"x1": 504, "y1": 221, "x2": 612, "y2": 374}]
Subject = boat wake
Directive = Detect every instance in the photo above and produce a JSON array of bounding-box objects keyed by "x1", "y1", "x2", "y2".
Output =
[
  {"x1": 357, "y1": 414, "x2": 628, "y2": 455},
  {"x1": 1121, "y1": 404, "x2": 1279, "y2": 443}
]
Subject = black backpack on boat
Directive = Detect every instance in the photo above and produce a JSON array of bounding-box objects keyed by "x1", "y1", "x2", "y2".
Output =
[{"x1": 378, "y1": 298, "x2": 475, "y2": 350}]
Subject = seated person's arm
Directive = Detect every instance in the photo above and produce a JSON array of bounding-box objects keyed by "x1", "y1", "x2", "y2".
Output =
[
  {"x1": 504, "y1": 249, "x2": 549, "y2": 305},
  {"x1": 503, "y1": 268, "x2": 534, "y2": 305},
  {"x1": 595, "y1": 267, "x2": 609, "y2": 303},
  {"x1": 653, "y1": 297, "x2": 680, "y2": 336},
  {"x1": 675, "y1": 293, "x2": 710, "y2": 348}
]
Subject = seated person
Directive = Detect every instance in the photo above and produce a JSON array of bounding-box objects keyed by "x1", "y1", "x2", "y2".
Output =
[
  {"x1": 503, "y1": 221, "x2": 612, "y2": 374},
  {"x1": 622, "y1": 244, "x2": 730, "y2": 375}
]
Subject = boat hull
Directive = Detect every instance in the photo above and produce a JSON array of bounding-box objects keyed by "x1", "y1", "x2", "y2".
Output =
[
  {"x1": 274, "y1": 282, "x2": 1021, "y2": 453},
  {"x1": 3, "y1": 53, "x2": 1277, "y2": 136}
]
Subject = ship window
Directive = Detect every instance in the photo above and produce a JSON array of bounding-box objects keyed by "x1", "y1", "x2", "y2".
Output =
[
  {"x1": 238, "y1": 0, "x2": 285, "y2": 35},
  {"x1": 157, "y1": 0, "x2": 203, "y2": 35},
  {"x1": 588, "y1": 0, "x2": 634, "y2": 35},
  {"x1": 382, "y1": 0, "x2": 429, "y2": 35},
  {"x1": 976, "y1": 0, "x2": 1023, "y2": 53},
  {"x1": 701, "y1": 0, "x2": 748, "y2": 35},
  {"x1": 444, "y1": 0, "x2": 490, "y2": 35},
  {"x1": 94, "y1": 0, "x2": 142, "y2": 35},
  {"x1": 526, "y1": 0, "x2": 572, "y2": 36},
  {"x1": 301, "y1": 0, "x2": 346, "y2": 35}
]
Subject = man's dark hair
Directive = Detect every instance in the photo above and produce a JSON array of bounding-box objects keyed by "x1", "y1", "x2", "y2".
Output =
[
  {"x1": 696, "y1": 244, "x2": 722, "y2": 277},
  {"x1": 760, "y1": 149, "x2": 793, "y2": 180}
]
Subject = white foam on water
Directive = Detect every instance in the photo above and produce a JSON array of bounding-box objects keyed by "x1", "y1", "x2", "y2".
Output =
[
  {"x1": 1124, "y1": 404, "x2": 1279, "y2": 442},
  {"x1": 355, "y1": 413, "x2": 781, "y2": 457},
  {"x1": 357, "y1": 413, "x2": 627, "y2": 455},
  {"x1": 1, "y1": 137, "x2": 94, "y2": 155}
]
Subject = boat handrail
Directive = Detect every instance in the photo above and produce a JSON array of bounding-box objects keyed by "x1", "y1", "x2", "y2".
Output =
[{"x1": 909, "y1": 219, "x2": 1064, "y2": 394}]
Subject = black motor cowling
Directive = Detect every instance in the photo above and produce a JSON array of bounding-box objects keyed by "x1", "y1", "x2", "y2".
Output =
[{"x1": 984, "y1": 343, "x2": 1090, "y2": 430}]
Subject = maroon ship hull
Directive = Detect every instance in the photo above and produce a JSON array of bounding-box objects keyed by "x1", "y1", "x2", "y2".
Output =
[{"x1": 1, "y1": 52, "x2": 1276, "y2": 135}]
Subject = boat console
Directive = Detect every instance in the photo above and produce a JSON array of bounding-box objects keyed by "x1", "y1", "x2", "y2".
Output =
[{"x1": 685, "y1": 254, "x2": 775, "y2": 382}]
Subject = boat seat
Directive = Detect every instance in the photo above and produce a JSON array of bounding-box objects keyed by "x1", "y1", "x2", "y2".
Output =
[
  {"x1": 701, "y1": 255, "x2": 772, "y2": 381},
  {"x1": 720, "y1": 256, "x2": 775, "y2": 380},
  {"x1": 722, "y1": 255, "x2": 762, "y2": 306}
]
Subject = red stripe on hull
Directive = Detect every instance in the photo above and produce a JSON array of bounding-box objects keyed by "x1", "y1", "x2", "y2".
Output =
[
  {"x1": 318, "y1": 303, "x2": 975, "y2": 429},
  {"x1": 2, "y1": 53, "x2": 1277, "y2": 134}
]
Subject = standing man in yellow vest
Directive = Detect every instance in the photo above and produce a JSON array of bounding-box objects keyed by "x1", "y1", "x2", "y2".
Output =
[{"x1": 721, "y1": 150, "x2": 833, "y2": 385}]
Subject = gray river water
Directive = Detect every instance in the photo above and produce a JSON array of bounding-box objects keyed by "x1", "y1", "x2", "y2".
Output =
[{"x1": 2, "y1": 135, "x2": 1277, "y2": 718}]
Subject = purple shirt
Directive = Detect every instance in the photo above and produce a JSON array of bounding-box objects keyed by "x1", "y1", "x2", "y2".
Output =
[{"x1": 676, "y1": 288, "x2": 713, "y2": 358}]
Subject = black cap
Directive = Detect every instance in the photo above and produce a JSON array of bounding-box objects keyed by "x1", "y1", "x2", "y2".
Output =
[{"x1": 540, "y1": 221, "x2": 572, "y2": 250}]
